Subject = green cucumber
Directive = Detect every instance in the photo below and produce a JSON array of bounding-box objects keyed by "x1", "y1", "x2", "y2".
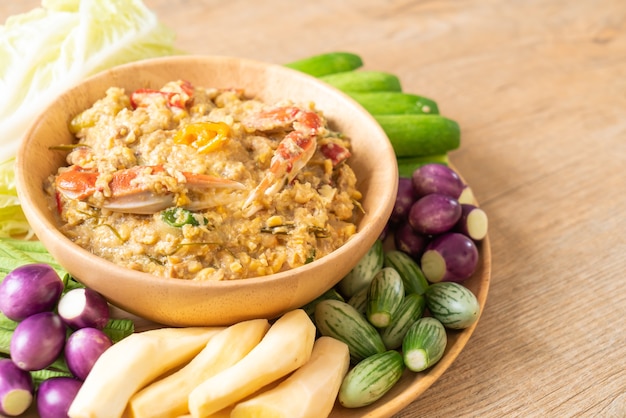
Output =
[
  {"x1": 338, "y1": 350, "x2": 405, "y2": 408},
  {"x1": 379, "y1": 293, "x2": 426, "y2": 350},
  {"x1": 284, "y1": 52, "x2": 363, "y2": 77},
  {"x1": 374, "y1": 114, "x2": 461, "y2": 157},
  {"x1": 346, "y1": 92, "x2": 439, "y2": 115},
  {"x1": 383, "y1": 250, "x2": 430, "y2": 295},
  {"x1": 366, "y1": 267, "x2": 405, "y2": 328},
  {"x1": 337, "y1": 239, "x2": 384, "y2": 298},
  {"x1": 397, "y1": 154, "x2": 449, "y2": 178},
  {"x1": 301, "y1": 287, "x2": 345, "y2": 321},
  {"x1": 314, "y1": 299, "x2": 385, "y2": 363},
  {"x1": 425, "y1": 282, "x2": 480, "y2": 329},
  {"x1": 347, "y1": 286, "x2": 368, "y2": 316},
  {"x1": 320, "y1": 70, "x2": 402, "y2": 93},
  {"x1": 402, "y1": 317, "x2": 447, "y2": 372}
]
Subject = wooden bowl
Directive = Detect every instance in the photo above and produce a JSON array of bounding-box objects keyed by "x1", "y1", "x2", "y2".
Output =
[{"x1": 15, "y1": 55, "x2": 398, "y2": 327}]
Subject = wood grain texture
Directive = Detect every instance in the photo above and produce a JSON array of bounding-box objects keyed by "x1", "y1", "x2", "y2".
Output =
[{"x1": 2, "y1": 1, "x2": 625, "y2": 417}]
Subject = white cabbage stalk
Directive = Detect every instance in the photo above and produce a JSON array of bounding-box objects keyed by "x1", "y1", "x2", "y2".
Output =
[{"x1": 0, "y1": 0, "x2": 179, "y2": 237}]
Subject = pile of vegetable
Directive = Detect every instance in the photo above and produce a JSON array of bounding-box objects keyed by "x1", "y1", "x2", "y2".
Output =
[
  {"x1": 0, "y1": 11, "x2": 486, "y2": 411},
  {"x1": 283, "y1": 52, "x2": 487, "y2": 407},
  {"x1": 285, "y1": 51, "x2": 461, "y2": 177},
  {"x1": 296, "y1": 172, "x2": 485, "y2": 409},
  {"x1": 0, "y1": 0, "x2": 179, "y2": 239},
  {"x1": 0, "y1": 239, "x2": 134, "y2": 417},
  {"x1": 67, "y1": 309, "x2": 344, "y2": 418}
]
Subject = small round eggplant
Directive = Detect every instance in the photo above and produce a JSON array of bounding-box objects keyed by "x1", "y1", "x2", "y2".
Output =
[
  {"x1": 0, "y1": 358, "x2": 34, "y2": 416},
  {"x1": 409, "y1": 193, "x2": 462, "y2": 235},
  {"x1": 411, "y1": 164, "x2": 465, "y2": 199},
  {"x1": 37, "y1": 377, "x2": 82, "y2": 418},
  {"x1": 458, "y1": 184, "x2": 478, "y2": 205},
  {"x1": 420, "y1": 232, "x2": 479, "y2": 283},
  {"x1": 10, "y1": 312, "x2": 67, "y2": 371},
  {"x1": 455, "y1": 204, "x2": 489, "y2": 241},
  {"x1": 65, "y1": 327, "x2": 112, "y2": 380},
  {"x1": 0, "y1": 264, "x2": 64, "y2": 321},
  {"x1": 394, "y1": 222, "x2": 428, "y2": 259},
  {"x1": 389, "y1": 177, "x2": 417, "y2": 224},
  {"x1": 57, "y1": 288, "x2": 110, "y2": 330}
]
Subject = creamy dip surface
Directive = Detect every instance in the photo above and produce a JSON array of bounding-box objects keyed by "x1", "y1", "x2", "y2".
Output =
[{"x1": 47, "y1": 81, "x2": 362, "y2": 281}]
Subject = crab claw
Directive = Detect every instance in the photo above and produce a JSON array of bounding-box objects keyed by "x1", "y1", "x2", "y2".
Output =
[
  {"x1": 55, "y1": 165, "x2": 244, "y2": 215},
  {"x1": 241, "y1": 107, "x2": 323, "y2": 217}
]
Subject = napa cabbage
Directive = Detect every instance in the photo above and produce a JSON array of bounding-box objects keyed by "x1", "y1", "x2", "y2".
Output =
[{"x1": 0, "y1": 0, "x2": 179, "y2": 237}]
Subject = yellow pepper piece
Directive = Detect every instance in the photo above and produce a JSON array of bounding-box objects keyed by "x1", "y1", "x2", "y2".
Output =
[{"x1": 174, "y1": 121, "x2": 230, "y2": 153}]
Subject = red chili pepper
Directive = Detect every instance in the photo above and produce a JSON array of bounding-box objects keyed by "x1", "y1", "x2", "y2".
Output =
[
  {"x1": 320, "y1": 143, "x2": 351, "y2": 166},
  {"x1": 55, "y1": 191, "x2": 63, "y2": 214}
]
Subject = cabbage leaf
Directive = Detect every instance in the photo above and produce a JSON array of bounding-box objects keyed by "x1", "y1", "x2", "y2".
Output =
[
  {"x1": 0, "y1": 158, "x2": 32, "y2": 238},
  {"x1": 0, "y1": 0, "x2": 179, "y2": 237}
]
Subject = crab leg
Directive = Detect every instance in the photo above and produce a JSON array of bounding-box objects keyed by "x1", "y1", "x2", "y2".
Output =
[
  {"x1": 241, "y1": 107, "x2": 323, "y2": 217},
  {"x1": 55, "y1": 165, "x2": 244, "y2": 214}
]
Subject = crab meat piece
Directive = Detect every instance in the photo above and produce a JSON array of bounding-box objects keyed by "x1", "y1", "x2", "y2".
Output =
[{"x1": 130, "y1": 80, "x2": 195, "y2": 110}]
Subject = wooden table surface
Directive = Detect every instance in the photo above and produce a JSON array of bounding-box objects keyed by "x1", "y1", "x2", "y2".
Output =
[{"x1": 3, "y1": 1, "x2": 625, "y2": 417}]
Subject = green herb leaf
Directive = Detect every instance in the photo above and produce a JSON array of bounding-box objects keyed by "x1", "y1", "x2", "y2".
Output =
[
  {"x1": 161, "y1": 207, "x2": 207, "y2": 228},
  {"x1": 103, "y1": 318, "x2": 135, "y2": 343},
  {"x1": 0, "y1": 328, "x2": 12, "y2": 356},
  {"x1": 47, "y1": 355, "x2": 71, "y2": 374},
  {"x1": 0, "y1": 313, "x2": 18, "y2": 332},
  {"x1": 31, "y1": 369, "x2": 73, "y2": 387},
  {"x1": 0, "y1": 237, "x2": 68, "y2": 281}
]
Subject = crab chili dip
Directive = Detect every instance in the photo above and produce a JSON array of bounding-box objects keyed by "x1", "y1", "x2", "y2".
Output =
[{"x1": 45, "y1": 80, "x2": 362, "y2": 281}]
